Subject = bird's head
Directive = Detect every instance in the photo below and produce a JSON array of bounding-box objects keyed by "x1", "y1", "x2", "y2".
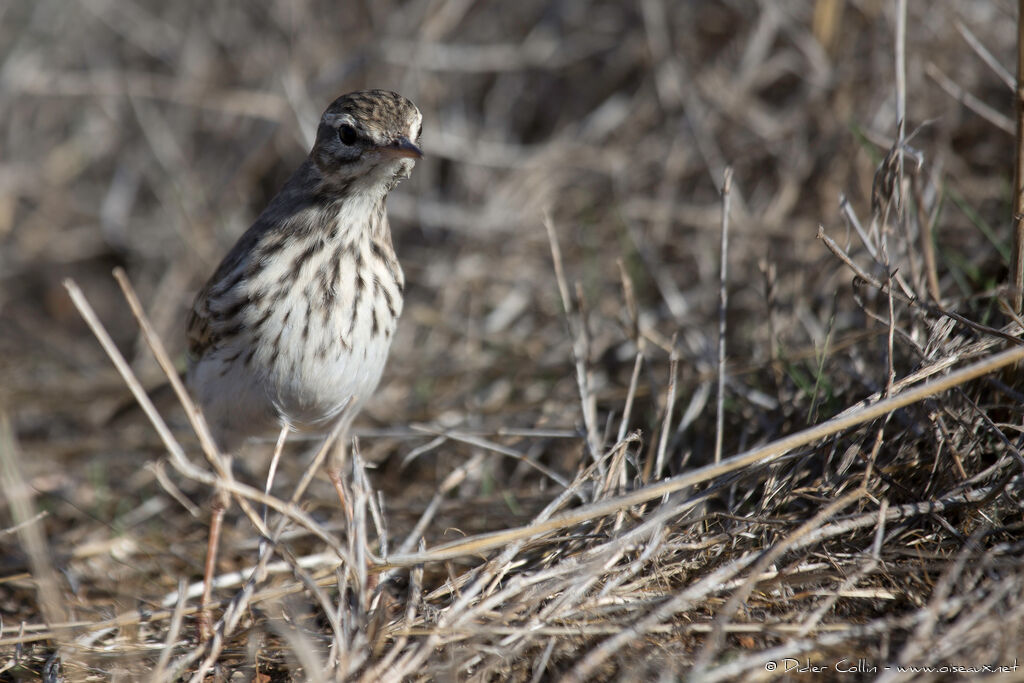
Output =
[{"x1": 311, "y1": 89, "x2": 423, "y2": 196}]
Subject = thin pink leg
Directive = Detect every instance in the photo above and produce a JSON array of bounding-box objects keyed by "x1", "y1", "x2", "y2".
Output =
[{"x1": 199, "y1": 488, "x2": 228, "y2": 641}]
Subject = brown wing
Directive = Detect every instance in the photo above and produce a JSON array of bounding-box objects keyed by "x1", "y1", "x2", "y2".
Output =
[
  {"x1": 187, "y1": 159, "x2": 318, "y2": 364},
  {"x1": 186, "y1": 285, "x2": 216, "y2": 362},
  {"x1": 186, "y1": 238, "x2": 253, "y2": 363}
]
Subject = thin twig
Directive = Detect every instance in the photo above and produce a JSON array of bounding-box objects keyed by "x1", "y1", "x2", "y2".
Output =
[
  {"x1": 151, "y1": 578, "x2": 189, "y2": 682},
  {"x1": 715, "y1": 167, "x2": 733, "y2": 464},
  {"x1": 1012, "y1": 0, "x2": 1024, "y2": 312},
  {"x1": 926, "y1": 61, "x2": 1015, "y2": 134},
  {"x1": 543, "y1": 213, "x2": 603, "y2": 461},
  {"x1": 653, "y1": 343, "x2": 678, "y2": 481},
  {"x1": 955, "y1": 19, "x2": 1015, "y2": 89}
]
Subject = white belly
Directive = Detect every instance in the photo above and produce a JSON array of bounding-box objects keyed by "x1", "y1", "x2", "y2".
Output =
[{"x1": 188, "y1": 232, "x2": 403, "y2": 452}]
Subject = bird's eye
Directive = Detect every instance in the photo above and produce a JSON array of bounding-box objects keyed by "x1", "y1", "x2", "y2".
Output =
[
  {"x1": 337, "y1": 124, "x2": 357, "y2": 146},
  {"x1": 415, "y1": 123, "x2": 423, "y2": 141}
]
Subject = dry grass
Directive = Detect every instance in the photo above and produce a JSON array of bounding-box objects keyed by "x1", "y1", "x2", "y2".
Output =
[{"x1": 3, "y1": 0, "x2": 1024, "y2": 680}]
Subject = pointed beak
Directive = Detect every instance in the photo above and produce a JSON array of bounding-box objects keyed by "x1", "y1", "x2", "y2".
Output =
[{"x1": 380, "y1": 136, "x2": 423, "y2": 160}]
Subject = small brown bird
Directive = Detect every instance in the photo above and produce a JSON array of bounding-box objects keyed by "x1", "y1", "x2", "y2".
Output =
[{"x1": 185, "y1": 89, "x2": 422, "y2": 634}]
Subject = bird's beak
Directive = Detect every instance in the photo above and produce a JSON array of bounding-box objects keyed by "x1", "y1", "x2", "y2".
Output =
[{"x1": 380, "y1": 136, "x2": 423, "y2": 160}]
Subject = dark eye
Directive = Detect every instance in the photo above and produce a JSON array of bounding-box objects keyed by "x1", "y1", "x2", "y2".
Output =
[
  {"x1": 415, "y1": 123, "x2": 423, "y2": 141},
  {"x1": 337, "y1": 124, "x2": 357, "y2": 146}
]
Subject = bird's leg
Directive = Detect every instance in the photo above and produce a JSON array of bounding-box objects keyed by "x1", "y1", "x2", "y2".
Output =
[
  {"x1": 199, "y1": 479, "x2": 230, "y2": 641},
  {"x1": 328, "y1": 435, "x2": 381, "y2": 598},
  {"x1": 327, "y1": 437, "x2": 354, "y2": 525},
  {"x1": 259, "y1": 425, "x2": 290, "y2": 561}
]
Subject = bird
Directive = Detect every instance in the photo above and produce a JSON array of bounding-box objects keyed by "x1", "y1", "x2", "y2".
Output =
[{"x1": 184, "y1": 89, "x2": 422, "y2": 636}]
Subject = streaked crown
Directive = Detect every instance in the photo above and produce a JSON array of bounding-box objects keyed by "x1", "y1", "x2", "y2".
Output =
[{"x1": 311, "y1": 90, "x2": 423, "y2": 190}]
